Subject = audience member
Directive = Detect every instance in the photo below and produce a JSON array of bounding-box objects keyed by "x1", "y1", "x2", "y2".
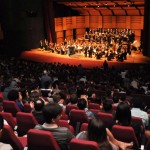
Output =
[
  {"x1": 115, "y1": 102, "x2": 143, "y2": 144},
  {"x1": 77, "y1": 98, "x2": 95, "y2": 120},
  {"x1": 34, "y1": 103, "x2": 74, "y2": 150},
  {"x1": 7, "y1": 89, "x2": 24, "y2": 111},
  {"x1": 32, "y1": 98, "x2": 45, "y2": 125},
  {"x1": 76, "y1": 117, "x2": 133, "y2": 150},
  {"x1": 130, "y1": 97, "x2": 149, "y2": 128}
]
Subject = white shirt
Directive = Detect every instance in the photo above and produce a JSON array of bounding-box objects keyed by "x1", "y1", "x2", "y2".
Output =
[{"x1": 131, "y1": 108, "x2": 149, "y2": 127}]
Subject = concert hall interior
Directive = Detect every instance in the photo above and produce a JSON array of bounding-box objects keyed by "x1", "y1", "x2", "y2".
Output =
[{"x1": 2, "y1": 1, "x2": 150, "y2": 150}]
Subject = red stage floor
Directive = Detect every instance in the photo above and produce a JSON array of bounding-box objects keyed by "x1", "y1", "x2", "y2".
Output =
[{"x1": 20, "y1": 49, "x2": 150, "y2": 69}]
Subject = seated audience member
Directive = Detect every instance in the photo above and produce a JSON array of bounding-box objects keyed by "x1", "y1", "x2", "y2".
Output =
[
  {"x1": 32, "y1": 98, "x2": 45, "y2": 125},
  {"x1": 0, "y1": 115, "x2": 13, "y2": 150},
  {"x1": 67, "y1": 93, "x2": 78, "y2": 106},
  {"x1": 101, "y1": 99, "x2": 115, "y2": 116},
  {"x1": 77, "y1": 98, "x2": 95, "y2": 120},
  {"x1": 130, "y1": 97, "x2": 149, "y2": 128},
  {"x1": 7, "y1": 89, "x2": 24, "y2": 111},
  {"x1": 53, "y1": 93, "x2": 66, "y2": 112},
  {"x1": 34, "y1": 103, "x2": 74, "y2": 150},
  {"x1": 115, "y1": 102, "x2": 143, "y2": 144},
  {"x1": 76, "y1": 117, "x2": 133, "y2": 150}
]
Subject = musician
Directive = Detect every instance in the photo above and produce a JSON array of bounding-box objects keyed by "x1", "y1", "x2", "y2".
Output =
[{"x1": 88, "y1": 44, "x2": 93, "y2": 58}]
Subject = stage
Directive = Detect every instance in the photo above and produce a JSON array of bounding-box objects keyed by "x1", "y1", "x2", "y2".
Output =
[{"x1": 20, "y1": 48, "x2": 150, "y2": 69}]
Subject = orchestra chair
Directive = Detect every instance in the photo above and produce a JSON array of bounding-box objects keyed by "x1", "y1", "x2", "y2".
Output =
[
  {"x1": 70, "y1": 138, "x2": 100, "y2": 150},
  {"x1": 0, "y1": 112, "x2": 17, "y2": 130},
  {"x1": 16, "y1": 112, "x2": 38, "y2": 136},
  {"x1": 58, "y1": 120, "x2": 75, "y2": 134},
  {"x1": 27, "y1": 129, "x2": 61, "y2": 150},
  {"x1": 69, "y1": 109, "x2": 89, "y2": 135},
  {"x1": 111, "y1": 125, "x2": 139, "y2": 150},
  {"x1": 3, "y1": 100, "x2": 21, "y2": 117},
  {"x1": 1, "y1": 125, "x2": 27, "y2": 150}
]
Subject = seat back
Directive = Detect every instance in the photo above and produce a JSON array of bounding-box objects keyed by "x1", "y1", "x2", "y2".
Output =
[
  {"x1": 24, "y1": 103, "x2": 32, "y2": 113},
  {"x1": 65, "y1": 105, "x2": 78, "y2": 115},
  {"x1": 0, "y1": 112, "x2": 17, "y2": 130},
  {"x1": 88, "y1": 103, "x2": 100, "y2": 110},
  {"x1": 80, "y1": 123, "x2": 88, "y2": 132},
  {"x1": 58, "y1": 120, "x2": 74, "y2": 134},
  {"x1": 1, "y1": 125, "x2": 26, "y2": 150},
  {"x1": 132, "y1": 116, "x2": 145, "y2": 133},
  {"x1": 27, "y1": 129, "x2": 61, "y2": 150},
  {"x1": 111, "y1": 125, "x2": 139, "y2": 149},
  {"x1": 97, "y1": 112, "x2": 113, "y2": 129},
  {"x1": 16, "y1": 112, "x2": 38, "y2": 136},
  {"x1": 69, "y1": 109, "x2": 89, "y2": 135},
  {"x1": 3, "y1": 100, "x2": 20, "y2": 117},
  {"x1": 70, "y1": 138, "x2": 100, "y2": 150}
]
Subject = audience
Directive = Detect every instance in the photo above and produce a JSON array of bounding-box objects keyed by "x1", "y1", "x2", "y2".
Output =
[{"x1": 1, "y1": 54, "x2": 150, "y2": 149}]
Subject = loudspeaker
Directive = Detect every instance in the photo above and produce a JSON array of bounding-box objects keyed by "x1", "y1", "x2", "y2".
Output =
[
  {"x1": 73, "y1": 29, "x2": 76, "y2": 40},
  {"x1": 63, "y1": 30, "x2": 66, "y2": 40}
]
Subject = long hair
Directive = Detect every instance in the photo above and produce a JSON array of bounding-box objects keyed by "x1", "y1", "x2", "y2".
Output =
[{"x1": 87, "y1": 117, "x2": 112, "y2": 150}]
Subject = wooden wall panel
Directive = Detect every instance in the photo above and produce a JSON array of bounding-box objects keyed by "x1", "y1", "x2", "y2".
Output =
[
  {"x1": 130, "y1": 16, "x2": 143, "y2": 29},
  {"x1": 55, "y1": 16, "x2": 144, "y2": 43},
  {"x1": 102, "y1": 16, "x2": 113, "y2": 28},
  {"x1": 55, "y1": 18, "x2": 63, "y2": 32},
  {"x1": 76, "y1": 28, "x2": 85, "y2": 38},
  {"x1": 66, "y1": 17, "x2": 73, "y2": 30},
  {"x1": 116, "y1": 16, "x2": 126, "y2": 28},
  {"x1": 89, "y1": 16, "x2": 99, "y2": 29},
  {"x1": 76, "y1": 16, "x2": 86, "y2": 28},
  {"x1": 66, "y1": 29, "x2": 73, "y2": 37}
]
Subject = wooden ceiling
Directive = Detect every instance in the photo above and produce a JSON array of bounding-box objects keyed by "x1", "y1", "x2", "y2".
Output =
[{"x1": 53, "y1": 0, "x2": 144, "y2": 16}]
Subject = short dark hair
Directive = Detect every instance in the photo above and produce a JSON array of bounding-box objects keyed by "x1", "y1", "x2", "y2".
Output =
[
  {"x1": 34, "y1": 98, "x2": 44, "y2": 111},
  {"x1": 7, "y1": 89, "x2": 19, "y2": 101},
  {"x1": 77, "y1": 98, "x2": 87, "y2": 110},
  {"x1": 42, "y1": 103, "x2": 62, "y2": 123},
  {"x1": 103, "y1": 100, "x2": 112, "y2": 111}
]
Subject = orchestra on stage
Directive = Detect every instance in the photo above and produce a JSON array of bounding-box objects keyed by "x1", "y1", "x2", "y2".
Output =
[{"x1": 39, "y1": 28, "x2": 137, "y2": 62}]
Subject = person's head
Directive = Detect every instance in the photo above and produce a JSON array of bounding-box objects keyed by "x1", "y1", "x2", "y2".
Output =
[
  {"x1": 42, "y1": 103, "x2": 62, "y2": 124},
  {"x1": 131, "y1": 97, "x2": 144, "y2": 110},
  {"x1": 102, "y1": 100, "x2": 112, "y2": 112},
  {"x1": 34, "y1": 98, "x2": 44, "y2": 111},
  {"x1": 7, "y1": 89, "x2": 19, "y2": 101},
  {"x1": 70, "y1": 93, "x2": 78, "y2": 104},
  {"x1": 87, "y1": 117, "x2": 112, "y2": 150},
  {"x1": 115, "y1": 102, "x2": 131, "y2": 126},
  {"x1": 77, "y1": 98, "x2": 87, "y2": 110},
  {"x1": 119, "y1": 94, "x2": 126, "y2": 102}
]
